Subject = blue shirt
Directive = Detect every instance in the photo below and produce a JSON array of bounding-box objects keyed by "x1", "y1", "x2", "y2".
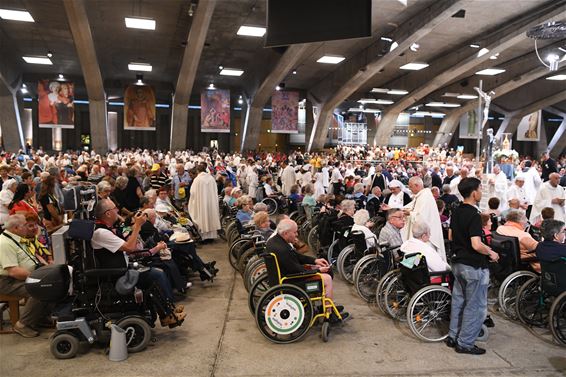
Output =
[
  {"x1": 236, "y1": 210, "x2": 253, "y2": 225},
  {"x1": 536, "y1": 240, "x2": 566, "y2": 262}
]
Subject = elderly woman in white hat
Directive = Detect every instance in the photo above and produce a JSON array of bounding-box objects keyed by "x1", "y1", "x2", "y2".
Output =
[{"x1": 381, "y1": 179, "x2": 412, "y2": 211}]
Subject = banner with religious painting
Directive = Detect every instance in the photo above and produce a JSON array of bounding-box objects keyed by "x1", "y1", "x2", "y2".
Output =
[
  {"x1": 201, "y1": 89, "x2": 230, "y2": 133},
  {"x1": 516, "y1": 110, "x2": 541, "y2": 141},
  {"x1": 271, "y1": 90, "x2": 299, "y2": 133},
  {"x1": 37, "y1": 80, "x2": 75, "y2": 128},
  {"x1": 124, "y1": 85, "x2": 156, "y2": 131},
  {"x1": 458, "y1": 109, "x2": 479, "y2": 139}
]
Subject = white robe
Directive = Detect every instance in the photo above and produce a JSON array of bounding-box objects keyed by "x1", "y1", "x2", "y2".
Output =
[
  {"x1": 281, "y1": 165, "x2": 296, "y2": 196},
  {"x1": 402, "y1": 188, "x2": 447, "y2": 262},
  {"x1": 523, "y1": 167, "x2": 542, "y2": 204},
  {"x1": 314, "y1": 172, "x2": 325, "y2": 197},
  {"x1": 492, "y1": 172, "x2": 509, "y2": 210},
  {"x1": 530, "y1": 182, "x2": 566, "y2": 223},
  {"x1": 507, "y1": 184, "x2": 529, "y2": 206},
  {"x1": 188, "y1": 172, "x2": 221, "y2": 239},
  {"x1": 246, "y1": 170, "x2": 258, "y2": 199},
  {"x1": 400, "y1": 238, "x2": 451, "y2": 272}
]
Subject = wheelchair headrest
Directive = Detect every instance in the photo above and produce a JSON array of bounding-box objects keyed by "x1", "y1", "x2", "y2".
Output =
[{"x1": 68, "y1": 219, "x2": 95, "y2": 240}]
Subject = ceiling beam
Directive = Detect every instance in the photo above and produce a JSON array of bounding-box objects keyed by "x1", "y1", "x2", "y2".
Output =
[
  {"x1": 306, "y1": 0, "x2": 466, "y2": 152},
  {"x1": 170, "y1": 0, "x2": 216, "y2": 151},
  {"x1": 240, "y1": 43, "x2": 314, "y2": 152},
  {"x1": 548, "y1": 118, "x2": 566, "y2": 155},
  {"x1": 374, "y1": 0, "x2": 566, "y2": 146},
  {"x1": 63, "y1": 0, "x2": 108, "y2": 153}
]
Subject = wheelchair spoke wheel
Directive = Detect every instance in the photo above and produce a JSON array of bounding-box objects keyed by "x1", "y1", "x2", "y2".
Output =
[
  {"x1": 117, "y1": 316, "x2": 152, "y2": 353},
  {"x1": 352, "y1": 254, "x2": 374, "y2": 285},
  {"x1": 248, "y1": 272, "x2": 270, "y2": 315},
  {"x1": 549, "y1": 291, "x2": 566, "y2": 346},
  {"x1": 498, "y1": 270, "x2": 537, "y2": 320},
  {"x1": 307, "y1": 225, "x2": 320, "y2": 254},
  {"x1": 354, "y1": 257, "x2": 381, "y2": 302},
  {"x1": 262, "y1": 198, "x2": 278, "y2": 215},
  {"x1": 407, "y1": 286, "x2": 451, "y2": 342},
  {"x1": 376, "y1": 269, "x2": 400, "y2": 314},
  {"x1": 244, "y1": 259, "x2": 266, "y2": 292},
  {"x1": 384, "y1": 274, "x2": 409, "y2": 321},
  {"x1": 516, "y1": 277, "x2": 549, "y2": 327},
  {"x1": 50, "y1": 331, "x2": 80, "y2": 359},
  {"x1": 255, "y1": 284, "x2": 313, "y2": 344}
]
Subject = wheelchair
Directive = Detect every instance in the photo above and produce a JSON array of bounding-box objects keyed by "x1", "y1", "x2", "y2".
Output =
[
  {"x1": 515, "y1": 257, "x2": 566, "y2": 346},
  {"x1": 490, "y1": 233, "x2": 538, "y2": 320},
  {"x1": 25, "y1": 220, "x2": 181, "y2": 359},
  {"x1": 227, "y1": 221, "x2": 258, "y2": 271},
  {"x1": 353, "y1": 243, "x2": 399, "y2": 303},
  {"x1": 253, "y1": 253, "x2": 346, "y2": 343},
  {"x1": 261, "y1": 193, "x2": 288, "y2": 215},
  {"x1": 337, "y1": 231, "x2": 377, "y2": 283}
]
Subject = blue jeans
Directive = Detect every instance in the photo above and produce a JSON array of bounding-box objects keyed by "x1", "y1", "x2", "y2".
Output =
[
  {"x1": 448, "y1": 263, "x2": 489, "y2": 348},
  {"x1": 138, "y1": 267, "x2": 175, "y2": 302}
]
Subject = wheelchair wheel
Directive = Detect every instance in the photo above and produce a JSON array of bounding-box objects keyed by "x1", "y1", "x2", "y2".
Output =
[
  {"x1": 516, "y1": 276, "x2": 549, "y2": 327},
  {"x1": 338, "y1": 244, "x2": 360, "y2": 284},
  {"x1": 307, "y1": 225, "x2": 320, "y2": 254},
  {"x1": 229, "y1": 239, "x2": 251, "y2": 272},
  {"x1": 238, "y1": 246, "x2": 258, "y2": 275},
  {"x1": 262, "y1": 198, "x2": 278, "y2": 215},
  {"x1": 352, "y1": 254, "x2": 375, "y2": 284},
  {"x1": 354, "y1": 256, "x2": 381, "y2": 302},
  {"x1": 476, "y1": 324, "x2": 489, "y2": 342},
  {"x1": 376, "y1": 269, "x2": 400, "y2": 314},
  {"x1": 321, "y1": 321, "x2": 330, "y2": 343},
  {"x1": 549, "y1": 291, "x2": 566, "y2": 346},
  {"x1": 50, "y1": 331, "x2": 80, "y2": 359},
  {"x1": 384, "y1": 274, "x2": 409, "y2": 321},
  {"x1": 406, "y1": 285, "x2": 451, "y2": 342},
  {"x1": 498, "y1": 270, "x2": 537, "y2": 320},
  {"x1": 255, "y1": 284, "x2": 313, "y2": 344},
  {"x1": 244, "y1": 258, "x2": 266, "y2": 292},
  {"x1": 248, "y1": 272, "x2": 270, "y2": 315},
  {"x1": 326, "y1": 239, "x2": 341, "y2": 269},
  {"x1": 117, "y1": 316, "x2": 152, "y2": 353},
  {"x1": 289, "y1": 211, "x2": 299, "y2": 222}
]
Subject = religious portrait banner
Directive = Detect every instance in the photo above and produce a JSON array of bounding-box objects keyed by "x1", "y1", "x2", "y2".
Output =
[
  {"x1": 516, "y1": 110, "x2": 541, "y2": 141},
  {"x1": 201, "y1": 89, "x2": 230, "y2": 133},
  {"x1": 271, "y1": 90, "x2": 299, "y2": 133},
  {"x1": 124, "y1": 85, "x2": 156, "y2": 131},
  {"x1": 459, "y1": 109, "x2": 479, "y2": 139},
  {"x1": 37, "y1": 80, "x2": 75, "y2": 129}
]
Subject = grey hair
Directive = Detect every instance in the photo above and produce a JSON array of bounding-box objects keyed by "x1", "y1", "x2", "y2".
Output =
[
  {"x1": 341, "y1": 199, "x2": 356, "y2": 212},
  {"x1": 353, "y1": 209, "x2": 370, "y2": 226},
  {"x1": 442, "y1": 184, "x2": 451, "y2": 193},
  {"x1": 505, "y1": 209, "x2": 526, "y2": 224},
  {"x1": 4, "y1": 214, "x2": 26, "y2": 230},
  {"x1": 408, "y1": 176, "x2": 423, "y2": 187},
  {"x1": 276, "y1": 219, "x2": 296, "y2": 235},
  {"x1": 144, "y1": 189, "x2": 157, "y2": 199},
  {"x1": 541, "y1": 219, "x2": 565, "y2": 241},
  {"x1": 412, "y1": 221, "x2": 430, "y2": 239},
  {"x1": 115, "y1": 176, "x2": 128, "y2": 190},
  {"x1": 94, "y1": 199, "x2": 113, "y2": 219},
  {"x1": 253, "y1": 202, "x2": 268, "y2": 212},
  {"x1": 354, "y1": 183, "x2": 364, "y2": 193},
  {"x1": 97, "y1": 180, "x2": 112, "y2": 192}
]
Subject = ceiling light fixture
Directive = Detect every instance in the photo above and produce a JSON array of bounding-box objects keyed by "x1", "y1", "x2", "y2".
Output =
[
  {"x1": 475, "y1": 68, "x2": 505, "y2": 75},
  {"x1": 47, "y1": 51, "x2": 53, "y2": 58},
  {"x1": 410, "y1": 43, "x2": 420, "y2": 52},
  {"x1": 426, "y1": 102, "x2": 461, "y2": 108},
  {"x1": 442, "y1": 92, "x2": 460, "y2": 97},
  {"x1": 387, "y1": 89, "x2": 408, "y2": 95},
  {"x1": 292, "y1": 69, "x2": 297, "y2": 75},
  {"x1": 21, "y1": 86, "x2": 28, "y2": 94},
  {"x1": 380, "y1": 37, "x2": 393, "y2": 42},
  {"x1": 219, "y1": 68, "x2": 244, "y2": 76},
  {"x1": 400, "y1": 62, "x2": 429, "y2": 70},
  {"x1": 218, "y1": 65, "x2": 223, "y2": 70},
  {"x1": 0, "y1": 9, "x2": 34, "y2": 22},
  {"x1": 22, "y1": 56, "x2": 52, "y2": 65},
  {"x1": 546, "y1": 74, "x2": 566, "y2": 80},
  {"x1": 128, "y1": 62, "x2": 152, "y2": 72},
  {"x1": 136, "y1": 74, "x2": 144, "y2": 85},
  {"x1": 238, "y1": 95, "x2": 243, "y2": 105},
  {"x1": 357, "y1": 98, "x2": 394, "y2": 105},
  {"x1": 489, "y1": 53, "x2": 499, "y2": 60},
  {"x1": 317, "y1": 55, "x2": 345, "y2": 64},
  {"x1": 125, "y1": 17, "x2": 156, "y2": 30},
  {"x1": 389, "y1": 41, "x2": 399, "y2": 52},
  {"x1": 236, "y1": 25, "x2": 266, "y2": 37},
  {"x1": 527, "y1": 21, "x2": 566, "y2": 71},
  {"x1": 208, "y1": 83, "x2": 216, "y2": 90},
  {"x1": 457, "y1": 94, "x2": 478, "y2": 99},
  {"x1": 469, "y1": 44, "x2": 480, "y2": 48},
  {"x1": 275, "y1": 85, "x2": 281, "y2": 91},
  {"x1": 477, "y1": 48, "x2": 490, "y2": 57},
  {"x1": 371, "y1": 88, "x2": 390, "y2": 93}
]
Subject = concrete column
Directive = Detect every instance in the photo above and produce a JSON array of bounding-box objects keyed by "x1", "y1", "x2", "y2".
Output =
[
  {"x1": 0, "y1": 93, "x2": 24, "y2": 152},
  {"x1": 548, "y1": 119, "x2": 566, "y2": 156},
  {"x1": 52, "y1": 128, "x2": 62, "y2": 151},
  {"x1": 170, "y1": 100, "x2": 189, "y2": 151},
  {"x1": 22, "y1": 108, "x2": 32, "y2": 145},
  {"x1": 88, "y1": 99, "x2": 108, "y2": 154},
  {"x1": 365, "y1": 112, "x2": 377, "y2": 147},
  {"x1": 107, "y1": 111, "x2": 118, "y2": 151}
]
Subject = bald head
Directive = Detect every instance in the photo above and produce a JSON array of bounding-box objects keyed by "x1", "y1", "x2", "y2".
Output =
[{"x1": 549, "y1": 173, "x2": 560, "y2": 187}]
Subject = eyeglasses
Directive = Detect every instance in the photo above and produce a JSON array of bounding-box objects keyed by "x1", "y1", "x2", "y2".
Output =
[
  {"x1": 389, "y1": 215, "x2": 405, "y2": 220},
  {"x1": 104, "y1": 206, "x2": 118, "y2": 214}
]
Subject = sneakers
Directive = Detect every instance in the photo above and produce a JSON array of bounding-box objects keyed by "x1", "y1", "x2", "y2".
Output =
[
  {"x1": 185, "y1": 282, "x2": 193, "y2": 289},
  {"x1": 14, "y1": 321, "x2": 39, "y2": 338},
  {"x1": 445, "y1": 337, "x2": 456, "y2": 348},
  {"x1": 455, "y1": 345, "x2": 486, "y2": 355},
  {"x1": 160, "y1": 311, "x2": 187, "y2": 328},
  {"x1": 329, "y1": 311, "x2": 351, "y2": 324}
]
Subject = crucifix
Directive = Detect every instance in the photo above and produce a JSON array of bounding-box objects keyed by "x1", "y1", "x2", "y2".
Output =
[{"x1": 473, "y1": 80, "x2": 495, "y2": 170}]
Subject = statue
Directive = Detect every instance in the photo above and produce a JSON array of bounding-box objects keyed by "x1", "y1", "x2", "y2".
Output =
[
  {"x1": 502, "y1": 134, "x2": 510, "y2": 151},
  {"x1": 486, "y1": 128, "x2": 495, "y2": 173}
]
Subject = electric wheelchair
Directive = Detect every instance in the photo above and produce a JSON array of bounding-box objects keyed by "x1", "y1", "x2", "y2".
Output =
[
  {"x1": 25, "y1": 220, "x2": 182, "y2": 359},
  {"x1": 253, "y1": 253, "x2": 347, "y2": 343}
]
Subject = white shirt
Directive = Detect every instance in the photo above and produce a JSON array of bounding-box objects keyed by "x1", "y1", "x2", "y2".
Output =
[
  {"x1": 91, "y1": 228, "x2": 129, "y2": 265},
  {"x1": 352, "y1": 224, "x2": 377, "y2": 248},
  {"x1": 387, "y1": 191, "x2": 405, "y2": 209},
  {"x1": 400, "y1": 238, "x2": 450, "y2": 273},
  {"x1": 507, "y1": 184, "x2": 529, "y2": 205}
]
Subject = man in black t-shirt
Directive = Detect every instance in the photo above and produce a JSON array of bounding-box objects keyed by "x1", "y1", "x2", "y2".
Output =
[{"x1": 447, "y1": 177, "x2": 499, "y2": 355}]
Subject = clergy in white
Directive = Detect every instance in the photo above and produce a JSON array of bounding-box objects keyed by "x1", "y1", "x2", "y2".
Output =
[
  {"x1": 490, "y1": 165, "x2": 509, "y2": 210},
  {"x1": 280, "y1": 161, "x2": 296, "y2": 196},
  {"x1": 402, "y1": 176, "x2": 447, "y2": 262},
  {"x1": 506, "y1": 175, "x2": 529, "y2": 211},
  {"x1": 188, "y1": 164, "x2": 221, "y2": 240},
  {"x1": 530, "y1": 173, "x2": 566, "y2": 223}
]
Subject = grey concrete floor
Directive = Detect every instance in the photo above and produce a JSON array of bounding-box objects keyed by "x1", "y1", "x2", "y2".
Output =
[{"x1": 1, "y1": 240, "x2": 565, "y2": 377}]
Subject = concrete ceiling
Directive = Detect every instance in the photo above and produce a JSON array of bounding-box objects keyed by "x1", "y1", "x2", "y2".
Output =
[{"x1": 1, "y1": 0, "x2": 565, "y2": 115}]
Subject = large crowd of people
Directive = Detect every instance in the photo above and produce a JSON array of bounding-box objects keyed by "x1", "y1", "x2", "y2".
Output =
[{"x1": 0, "y1": 143, "x2": 565, "y2": 354}]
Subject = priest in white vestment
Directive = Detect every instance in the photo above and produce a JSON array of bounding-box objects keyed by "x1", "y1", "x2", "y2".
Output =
[
  {"x1": 490, "y1": 165, "x2": 509, "y2": 210},
  {"x1": 402, "y1": 176, "x2": 447, "y2": 262},
  {"x1": 530, "y1": 173, "x2": 566, "y2": 223},
  {"x1": 188, "y1": 164, "x2": 221, "y2": 240},
  {"x1": 280, "y1": 161, "x2": 296, "y2": 196},
  {"x1": 506, "y1": 175, "x2": 529, "y2": 211}
]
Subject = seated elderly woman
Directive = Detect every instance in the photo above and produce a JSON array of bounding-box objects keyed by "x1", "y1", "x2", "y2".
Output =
[
  {"x1": 235, "y1": 195, "x2": 254, "y2": 225},
  {"x1": 400, "y1": 221, "x2": 450, "y2": 272},
  {"x1": 253, "y1": 211, "x2": 274, "y2": 240},
  {"x1": 352, "y1": 209, "x2": 377, "y2": 248},
  {"x1": 335, "y1": 199, "x2": 356, "y2": 229}
]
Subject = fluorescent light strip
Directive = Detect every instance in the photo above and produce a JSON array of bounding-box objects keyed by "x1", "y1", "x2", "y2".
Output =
[
  {"x1": 477, "y1": 48, "x2": 490, "y2": 57},
  {"x1": 387, "y1": 89, "x2": 408, "y2": 95},
  {"x1": 476, "y1": 68, "x2": 505, "y2": 76},
  {"x1": 426, "y1": 102, "x2": 461, "y2": 108},
  {"x1": 219, "y1": 68, "x2": 244, "y2": 76},
  {"x1": 125, "y1": 17, "x2": 155, "y2": 30},
  {"x1": 317, "y1": 55, "x2": 345, "y2": 64},
  {"x1": 22, "y1": 56, "x2": 52, "y2": 65},
  {"x1": 400, "y1": 62, "x2": 428, "y2": 70},
  {"x1": 357, "y1": 99, "x2": 394, "y2": 105},
  {"x1": 546, "y1": 74, "x2": 566, "y2": 80},
  {"x1": 371, "y1": 88, "x2": 390, "y2": 93},
  {"x1": 0, "y1": 9, "x2": 34, "y2": 22},
  {"x1": 128, "y1": 63, "x2": 152, "y2": 72},
  {"x1": 237, "y1": 25, "x2": 266, "y2": 37},
  {"x1": 457, "y1": 94, "x2": 478, "y2": 99}
]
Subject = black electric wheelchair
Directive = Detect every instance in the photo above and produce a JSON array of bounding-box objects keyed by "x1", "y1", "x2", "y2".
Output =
[
  {"x1": 25, "y1": 220, "x2": 182, "y2": 359},
  {"x1": 253, "y1": 253, "x2": 346, "y2": 343}
]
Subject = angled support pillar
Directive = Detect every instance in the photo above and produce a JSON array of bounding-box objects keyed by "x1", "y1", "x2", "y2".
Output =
[
  {"x1": 0, "y1": 91, "x2": 25, "y2": 153},
  {"x1": 548, "y1": 119, "x2": 566, "y2": 155},
  {"x1": 374, "y1": 111, "x2": 400, "y2": 146},
  {"x1": 170, "y1": 0, "x2": 216, "y2": 151},
  {"x1": 64, "y1": 0, "x2": 108, "y2": 153}
]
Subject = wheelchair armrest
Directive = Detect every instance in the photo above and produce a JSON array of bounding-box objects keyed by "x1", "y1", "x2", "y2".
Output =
[
  {"x1": 429, "y1": 270, "x2": 452, "y2": 279},
  {"x1": 284, "y1": 270, "x2": 321, "y2": 279},
  {"x1": 84, "y1": 267, "x2": 128, "y2": 278}
]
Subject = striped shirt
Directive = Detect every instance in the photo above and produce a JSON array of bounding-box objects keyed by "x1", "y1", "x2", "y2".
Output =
[{"x1": 378, "y1": 222, "x2": 403, "y2": 248}]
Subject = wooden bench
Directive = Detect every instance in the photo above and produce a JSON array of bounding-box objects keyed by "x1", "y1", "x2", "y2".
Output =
[{"x1": 0, "y1": 294, "x2": 24, "y2": 334}]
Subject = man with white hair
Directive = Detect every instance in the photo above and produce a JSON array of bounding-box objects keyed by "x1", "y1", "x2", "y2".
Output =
[
  {"x1": 403, "y1": 176, "x2": 447, "y2": 262},
  {"x1": 400, "y1": 221, "x2": 450, "y2": 272},
  {"x1": 266, "y1": 219, "x2": 349, "y2": 322},
  {"x1": 530, "y1": 172, "x2": 566, "y2": 223}
]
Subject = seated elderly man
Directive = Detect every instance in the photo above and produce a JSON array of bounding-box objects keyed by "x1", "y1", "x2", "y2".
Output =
[
  {"x1": 0, "y1": 214, "x2": 51, "y2": 337},
  {"x1": 352, "y1": 209, "x2": 377, "y2": 249},
  {"x1": 266, "y1": 219, "x2": 349, "y2": 322},
  {"x1": 91, "y1": 199, "x2": 186, "y2": 327},
  {"x1": 400, "y1": 221, "x2": 450, "y2": 272},
  {"x1": 378, "y1": 208, "x2": 405, "y2": 249},
  {"x1": 496, "y1": 209, "x2": 539, "y2": 272},
  {"x1": 535, "y1": 219, "x2": 566, "y2": 262}
]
